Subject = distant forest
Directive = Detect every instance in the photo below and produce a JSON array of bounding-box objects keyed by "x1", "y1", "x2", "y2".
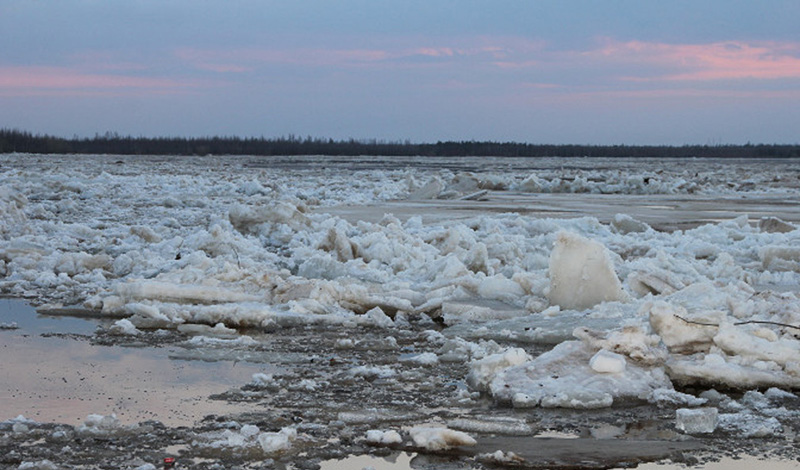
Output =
[{"x1": 1, "y1": 128, "x2": 799, "y2": 158}]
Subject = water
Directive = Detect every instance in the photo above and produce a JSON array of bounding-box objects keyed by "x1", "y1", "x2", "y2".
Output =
[{"x1": 0, "y1": 298, "x2": 268, "y2": 426}]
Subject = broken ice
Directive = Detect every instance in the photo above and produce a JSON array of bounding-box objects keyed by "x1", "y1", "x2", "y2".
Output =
[{"x1": 676, "y1": 407, "x2": 719, "y2": 434}]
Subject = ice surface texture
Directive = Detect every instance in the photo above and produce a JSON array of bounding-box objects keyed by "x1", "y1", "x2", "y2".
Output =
[{"x1": 0, "y1": 154, "x2": 799, "y2": 407}]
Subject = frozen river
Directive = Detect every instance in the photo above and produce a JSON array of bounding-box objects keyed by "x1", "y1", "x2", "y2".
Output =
[{"x1": 1, "y1": 154, "x2": 799, "y2": 469}]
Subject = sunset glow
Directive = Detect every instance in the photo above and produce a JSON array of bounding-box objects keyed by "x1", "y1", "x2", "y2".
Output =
[{"x1": 1, "y1": 1, "x2": 798, "y2": 144}]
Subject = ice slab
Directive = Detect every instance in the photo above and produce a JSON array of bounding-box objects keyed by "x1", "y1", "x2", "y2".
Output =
[
  {"x1": 676, "y1": 407, "x2": 718, "y2": 434},
  {"x1": 547, "y1": 232, "x2": 626, "y2": 310},
  {"x1": 489, "y1": 341, "x2": 672, "y2": 409}
]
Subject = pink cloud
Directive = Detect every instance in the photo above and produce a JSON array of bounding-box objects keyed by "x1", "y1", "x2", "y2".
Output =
[
  {"x1": 173, "y1": 40, "x2": 531, "y2": 72},
  {"x1": 593, "y1": 39, "x2": 800, "y2": 81},
  {"x1": 414, "y1": 47, "x2": 455, "y2": 58},
  {"x1": 175, "y1": 47, "x2": 392, "y2": 69},
  {"x1": 0, "y1": 66, "x2": 193, "y2": 94}
]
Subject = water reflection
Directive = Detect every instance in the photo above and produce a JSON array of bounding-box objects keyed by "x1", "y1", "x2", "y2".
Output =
[
  {"x1": 321, "y1": 452, "x2": 416, "y2": 470},
  {"x1": 632, "y1": 456, "x2": 800, "y2": 470},
  {"x1": 0, "y1": 298, "x2": 268, "y2": 426}
]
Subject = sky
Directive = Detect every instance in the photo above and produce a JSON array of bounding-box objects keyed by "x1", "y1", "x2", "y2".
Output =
[{"x1": 1, "y1": 1, "x2": 799, "y2": 145}]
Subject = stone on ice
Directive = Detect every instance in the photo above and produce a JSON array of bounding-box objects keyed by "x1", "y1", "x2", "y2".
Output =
[
  {"x1": 676, "y1": 407, "x2": 718, "y2": 434},
  {"x1": 547, "y1": 232, "x2": 625, "y2": 310}
]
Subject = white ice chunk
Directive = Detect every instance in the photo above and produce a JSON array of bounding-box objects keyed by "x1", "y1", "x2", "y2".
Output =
[
  {"x1": 573, "y1": 326, "x2": 667, "y2": 366},
  {"x1": 589, "y1": 424, "x2": 626, "y2": 439},
  {"x1": 76, "y1": 414, "x2": 137, "y2": 437},
  {"x1": 334, "y1": 338, "x2": 355, "y2": 349},
  {"x1": 648, "y1": 388, "x2": 708, "y2": 407},
  {"x1": 365, "y1": 429, "x2": 403, "y2": 446},
  {"x1": 478, "y1": 450, "x2": 526, "y2": 464},
  {"x1": 347, "y1": 365, "x2": 397, "y2": 379},
  {"x1": 17, "y1": 461, "x2": 59, "y2": 470},
  {"x1": 114, "y1": 281, "x2": 261, "y2": 305},
  {"x1": 713, "y1": 324, "x2": 800, "y2": 368},
  {"x1": 719, "y1": 412, "x2": 783, "y2": 437},
  {"x1": 251, "y1": 373, "x2": 275, "y2": 387},
  {"x1": 409, "y1": 426, "x2": 476, "y2": 451},
  {"x1": 759, "y1": 216, "x2": 796, "y2": 233},
  {"x1": 547, "y1": 232, "x2": 625, "y2": 310},
  {"x1": 365, "y1": 307, "x2": 394, "y2": 328},
  {"x1": 476, "y1": 275, "x2": 525, "y2": 303},
  {"x1": 447, "y1": 417, "x2": 533, "y2": 436},
  {"x1": 647, "y1": 301, "x2": 722, "y2": 353},
  {"x1": 667, "y1": 353, "x2": 800, "y2": 389},
  {"x1": 402, "y1": 352, "x2": 439, "y2": 366},
  {"x1": 676, "y1": 407, "x2": 718, "y2": 434},
  {"x1": 589, "y1": 349, "x2": 627, "y2": 374},
  {"x1": 490, "y1": 341, "x2": 672, "y2": 409},
  {"x1": 408, "y1": 178, "x2": 444, "y2": 200},
  {"x1": 108, "y1": 318, "x2": 141, "y2": 336},
  {"x1": 257, "y1": 427, "x2": 297, "y2": 454},
  {"x1": 759, "y1": 245, "x2": 800, "y2": 272},
  {"x1": 466, "y1": 347, "x2": 531, "y2": 391},
  {"x1": 240, "y1": 424, "x2": 260, "y2": 438},
  {"x1": 229, "y1": 202, "x2": 309, "y2": 233},
  {"x1": 764, "y1": 388, "x2": 797, "y2": 400},
  {"x1": 611, "y1": 214, "x2": 650, "y2": 234}
]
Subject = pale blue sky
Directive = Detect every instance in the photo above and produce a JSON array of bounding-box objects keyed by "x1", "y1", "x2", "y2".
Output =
[{"x1": 1, "y1": 1, "x2": 799, "y2": 144}]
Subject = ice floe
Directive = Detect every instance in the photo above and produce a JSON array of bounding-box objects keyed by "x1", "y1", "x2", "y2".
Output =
[{"x1": 0, "y1": 154, "x2": 799, "y2": 417}]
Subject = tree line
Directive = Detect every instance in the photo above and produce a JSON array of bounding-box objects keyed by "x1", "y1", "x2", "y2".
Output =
[{"x1": 1, "y1": 128, "x2": 798, "y2": 158}]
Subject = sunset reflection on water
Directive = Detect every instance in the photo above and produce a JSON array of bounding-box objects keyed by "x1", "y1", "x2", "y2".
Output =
[{"x1": 0, "y1": 298, "x2": 267, "y2": 426}]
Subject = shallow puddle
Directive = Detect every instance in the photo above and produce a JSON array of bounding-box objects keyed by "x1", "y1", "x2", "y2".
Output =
[
  {"x1": 321, "y1": 452, "x2": 417, "y2": 470},
  {"x1": 634, "y1": 456, "x2": 800, "y2": 470},
  {"x1": 0, "y1": 298, "x2": 269, "y2": 426}
]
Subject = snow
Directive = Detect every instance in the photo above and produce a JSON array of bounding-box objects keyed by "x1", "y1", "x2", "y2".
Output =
[{"x1": 1, "y1": 154, "x2": 799, "y2": 427}]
